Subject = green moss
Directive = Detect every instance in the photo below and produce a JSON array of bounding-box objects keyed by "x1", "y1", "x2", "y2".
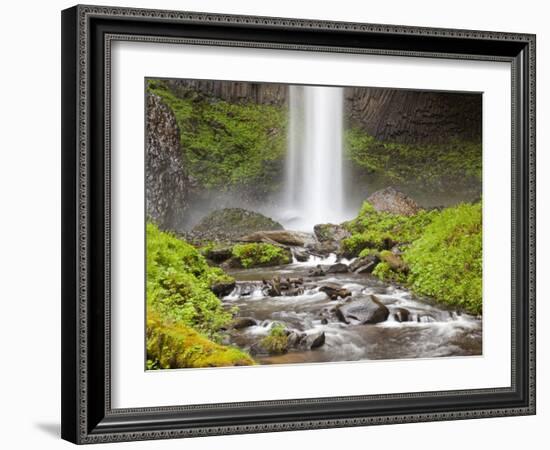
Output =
[
  {"x1": 345, "y1": 127, "x2": 482, "y2": 189},
  {"x1": 345, "y1": 201, "x2": 482, "y2": 315},
  {"x1": 147, "y1": 312, "x2": 255, "y2": 369},
  {"x1": 147, "y1": 80, "x2": 287, "y2": 192},
  {"x1": 232, "y1": 243, "x2": 291, "y2": 268},
  {"x1": 405, "y1": 203, "x2": 482, "y2": 314},
  {"x1": 260, "y1": 324, "x2": 289, "y2": 355},
  {"x1": 341, "y1": 202, "x2": 437, "y2": 257},
  {"x1": 147, "y1": 222, "x2": 235, "y2": 338}
]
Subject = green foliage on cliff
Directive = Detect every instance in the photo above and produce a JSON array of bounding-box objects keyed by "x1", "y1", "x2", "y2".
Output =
[
  {"x1": 232, "y1": 243, "x2": 291, "y2": 268},
  {"x1": 344, "y1": 127, "x2": 482, "y2": 188},
  {"x1": 146, "y1": 222, "x2": 253, "y2": 369},
  {"x1": 344, "y1": 202, "x2": 482, "y2": 315},
  {"x1": 147, "y1": 79, "x2": 287, "y2": 192},
  {"x1": 405, "y1": 203, "x2": 482, "y2": 314}
]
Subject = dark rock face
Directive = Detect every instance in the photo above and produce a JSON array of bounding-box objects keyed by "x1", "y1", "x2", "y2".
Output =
[
  {"x1": 367, "y1": 187, "x2": 420, "y2": 216},
  {"x1": 292, "y1": 248, "x2": 310, "y2": 262},
  {"x1": 344, "y1": 87, "x2": 482, "y2": 145},
  {"x1": 336, "y1": 295, "x2": 390, "y2": 324},
  {"x1": 145, "y1": 93, "x2": 188, "y2": 230},
  {"x1": 350, "y1": 254, "x2": 380, "y2": 274},
  {"x1": 165, "y1": 79, "x2": 288, "y2": 106},
  {"x1": 190, "y1": 208, "x2": 283, "y2": 242}
]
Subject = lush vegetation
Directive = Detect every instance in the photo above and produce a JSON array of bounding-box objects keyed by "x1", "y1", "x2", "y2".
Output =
[
  {"x1": 341, "y1": 202, "x2": 437, "y2": 257},
  {"x1": 345, "y1": 127, "x2": 482, "y2": 190},
  {"x1": 406, "y1": 203, "x2": 482, "y2": 314},
  {"x1": 232, "y1": 243, "x2": 291, "y2": 268},
  {"x1": 147, "y1": 79, "x2": 287, "y2": 193},
  {"x1": 343, "y1": 201, "x2": 482, "y2": 315},
  {"x1": 260, "y1": 324, "x2": 289, "y2": 355},
  {"x1": 146, "y1": 222, "x2": 254, "y2": 368}
]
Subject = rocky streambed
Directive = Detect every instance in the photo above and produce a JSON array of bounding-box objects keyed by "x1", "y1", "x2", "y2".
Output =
[{"x1": 222, "y1": 253, "x2": 482, "y2": 365}]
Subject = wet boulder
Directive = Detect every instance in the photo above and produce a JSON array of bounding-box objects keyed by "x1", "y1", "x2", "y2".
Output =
[
  {"x1": 367, "y1": 187, "x2": 420, "y2": 216},
  {"x1": 231, "y1": 317, "x2": 258, "y2": 330},
  {"x1": 313, "y1": 223, "x2": 351, "y2": 243},
  {"x1": 326, "y1": 263, "x2": 349, "y2": 274},
  {"x1": 210, "y1": 280, "x2": 236, "y2": 297},
  {"x1": 308, "y1": 265, "x2": 326, "y2": 277},
  {"x1": 349, "y1": 254, "x2": 380, "y2": 273},
  {"x1": 292, "y1": 248, "x2": 310, "y2": 262},
  {"x1": 392, "y1": 307, "x2": 411, "y2": 323},
  {"x1": 319, "y1": 282, "x2": 352, "y2": 300},
  {"x1": 336, "y1": 295, "x2": 390, "y2": 324},
  {"x1": 308, "y1": 331, "x2": 326, "y2": 349}
]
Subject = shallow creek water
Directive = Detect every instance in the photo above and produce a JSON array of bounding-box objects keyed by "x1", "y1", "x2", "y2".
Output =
[{"x1": 223, "y1": 254, "x2": 482, "y2": 365}]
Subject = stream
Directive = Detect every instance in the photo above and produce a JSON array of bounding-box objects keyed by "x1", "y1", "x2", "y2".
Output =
[{"x1": 223, "y1": 254, "x2": 482, "y2": 365}]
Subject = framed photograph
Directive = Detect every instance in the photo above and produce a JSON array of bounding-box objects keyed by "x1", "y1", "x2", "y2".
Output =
[{"x1": 61, "y1": 5, "x2": 536, "y2": 444}]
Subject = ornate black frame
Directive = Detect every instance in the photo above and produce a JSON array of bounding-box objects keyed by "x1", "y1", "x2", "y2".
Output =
[{"x1": 61, "y1": 4, "x2": 536, "y2": 444}]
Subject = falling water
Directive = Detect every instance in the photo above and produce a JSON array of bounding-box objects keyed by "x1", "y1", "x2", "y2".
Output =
[{"x1": 283, "y1": 85, "x2": 346, "y2": 230}]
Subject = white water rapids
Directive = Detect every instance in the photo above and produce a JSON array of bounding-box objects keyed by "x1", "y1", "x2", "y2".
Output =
[{"x1": 282, "y1": 86, "x2": 348, "y2": 230}]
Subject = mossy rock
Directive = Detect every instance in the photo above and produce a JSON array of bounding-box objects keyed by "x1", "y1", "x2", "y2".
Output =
[
  {"x1": 146, "y1": 313, "x2": 255, "y2": 369},
  {"x1": 231, "y1": 243, "x2": 292, "y2": 268},
  {"x1": 190, "y1": 208, "x2": 283, "y2": 242}
]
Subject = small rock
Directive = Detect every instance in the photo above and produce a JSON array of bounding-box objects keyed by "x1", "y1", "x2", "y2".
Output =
[
  {"x1": 205, "y1": 246, "x2": 233, "y2": 263},
  {"x1": 336, "y1": 295, "x2": 390, "y2": 324},
  {"x1": 292, "y1": 248, "x2": 310, "y2": 262}
]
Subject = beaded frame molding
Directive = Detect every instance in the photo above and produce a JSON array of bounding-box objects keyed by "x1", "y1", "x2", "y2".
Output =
[{"x1": 61, "y1": 4, "x2": 536, "y2": 444}]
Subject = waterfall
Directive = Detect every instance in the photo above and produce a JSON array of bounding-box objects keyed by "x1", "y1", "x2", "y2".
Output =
[{"x1": 283, "y1": 85, "x2": 345, "y2": 230}]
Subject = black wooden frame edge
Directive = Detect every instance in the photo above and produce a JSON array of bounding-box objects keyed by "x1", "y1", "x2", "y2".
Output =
[{"x1": 61, "y1": 4, "x2": 536, "y2": 444}]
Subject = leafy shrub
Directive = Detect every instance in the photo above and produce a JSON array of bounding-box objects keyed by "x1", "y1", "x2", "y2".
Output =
[
  {"x1": 405, "y1": 203, "x2": 482, "y2": 314},
  {"x1": 260, "y1": 324, "x2": 289, "y2": 355},
  {"x1": 232, "y1": 243, "x2": 291, "y2": 268}
]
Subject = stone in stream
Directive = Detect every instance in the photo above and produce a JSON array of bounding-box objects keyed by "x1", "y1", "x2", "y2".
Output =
[
  {"x1": 308, "y1": 265, "x2": 326, "y2": 277},
  {"x1": 308, "y1": 331, "x2": 326, "y2": 349},
  {"x1": 336, "y1": 295, "x2": 390, "y2": 324},
  {"x1": 231, "y1": 317, "x2": 258, "y2": 330},
  {"x1": 210, "y1": 280, "x2": 236, "y2": 297},
  {"x1": 326, "y1": 263, "x2": 349, "y2": 274},
  {"x1": 392, "y1": 307, "x2": 411, "y2": 323},
  {"x1": 319, "y1": 282, "x2": 352, "y2": 300},
  {"x1": 349, "y1": 254, "x2": 380, "y2": 273},
  {"x1": 292, "y1": 248, "x2": 310, "y2": 262}
]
